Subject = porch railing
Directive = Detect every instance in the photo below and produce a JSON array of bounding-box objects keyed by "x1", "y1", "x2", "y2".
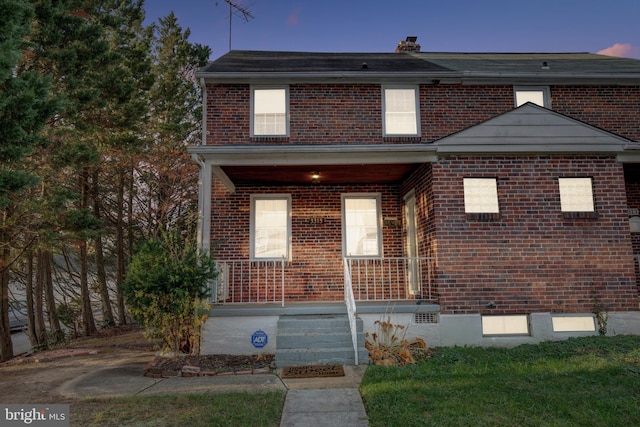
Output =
[
  {"x1": 344, "y1": 256, "x2": 435, "y2": 301},
  {"x1": 211, "y1": 259, "x2": 286, "y2": 307}
]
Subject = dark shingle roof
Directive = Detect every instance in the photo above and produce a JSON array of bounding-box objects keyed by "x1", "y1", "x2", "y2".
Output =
[
  {"x1": 197, "y1": 50, "x2": 640, "y2": 83},
  {"x1": 414, "y1": 52, "x2": 640, "y2": 74},
  {"x1": 200, "y1": 50, "x2": 452, "y2": 73}
]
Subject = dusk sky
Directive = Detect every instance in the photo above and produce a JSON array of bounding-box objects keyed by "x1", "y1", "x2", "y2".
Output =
[{"x1": 143, "y1": 1, "x2": 640, "y2": 60}]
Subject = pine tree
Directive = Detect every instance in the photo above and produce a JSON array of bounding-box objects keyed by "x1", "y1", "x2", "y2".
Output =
[{"x1": 0, "y1": 0, "x2": 57, "y2": 362}]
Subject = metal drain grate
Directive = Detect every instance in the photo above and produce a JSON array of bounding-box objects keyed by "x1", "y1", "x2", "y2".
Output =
[{"x1": 414, "y1": 312, "x2": 439, "y2": 324}]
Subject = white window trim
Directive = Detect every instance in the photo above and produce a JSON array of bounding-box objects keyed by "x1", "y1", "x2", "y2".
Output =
[
  {"x1": 341, "y1": 193, "x2": 383, "y2": 258},
  {"x1": 250, "y1": 194, "x2": 292, "y2": 261},
  {"x1": 514, "y1": 86, "x2": 550, "y2": 108},
  {"x1": 250, "y1": 85, "x2": 289, "y2": 137},
  {"x1": 382, "y1": 85, "x2": 420, "y2": 136}
]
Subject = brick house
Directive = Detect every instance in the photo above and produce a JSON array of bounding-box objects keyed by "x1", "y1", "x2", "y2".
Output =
[{"x1": 189, "y1": 39, "x2": 640, "y2": 365}]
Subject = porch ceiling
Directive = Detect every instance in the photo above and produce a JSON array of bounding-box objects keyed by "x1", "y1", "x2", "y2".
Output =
[{"x1": 221, "y1": 163, "x2": 418, "y2": 185}]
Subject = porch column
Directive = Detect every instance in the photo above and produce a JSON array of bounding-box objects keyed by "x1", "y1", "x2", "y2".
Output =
[{"x1": 194, "y1": 156, "x2": 212, "y2": 254}]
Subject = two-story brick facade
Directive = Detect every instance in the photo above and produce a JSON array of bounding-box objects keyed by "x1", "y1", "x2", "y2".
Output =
[{"x1": 189, "y1": 42, "x2": 640, "y2": 361}]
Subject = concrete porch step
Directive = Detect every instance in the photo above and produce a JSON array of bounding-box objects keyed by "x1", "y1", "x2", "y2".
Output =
[{"x1": 275, "y1": 314, "x2": 369, "y2": 368}]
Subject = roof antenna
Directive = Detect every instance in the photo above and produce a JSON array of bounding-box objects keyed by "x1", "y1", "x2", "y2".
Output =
[{"x1": 218, "y1": 0, "x2": 254, "y2": 51}]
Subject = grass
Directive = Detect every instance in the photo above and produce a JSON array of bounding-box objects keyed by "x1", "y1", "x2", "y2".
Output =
[
  {"x1": 70, "y1": 392, "x2": 285, "y2": 427},
  {"x1": 360, "y1": 335, "x2": 640, "y2": 427}
]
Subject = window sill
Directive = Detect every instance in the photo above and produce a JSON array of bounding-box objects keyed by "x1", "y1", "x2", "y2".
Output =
[
  {"x1": 382, "y1": 136, "x2": 422, "y2": 143},
  {"x1": 466, "y1": 212, "x2": 500, "y2": 221},
  {"x1": 562, "y1": 211, "x2": 598, "y2": 219},
  {"x1": 250, "y1": 136, "x2": 290, "y2": 143}
]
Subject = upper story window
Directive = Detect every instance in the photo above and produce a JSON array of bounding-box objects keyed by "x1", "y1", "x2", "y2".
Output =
[
  {"x1": 383, "y1": 86, "x2": 419, "y2": 136},
  {"x1": 514, "y1": 86, "x2": 550, "y2": 107},
  {"x1": 463, "y1": 178, "x2": 499, "y2": 214},
  {"x1": 558, "y1": 177, "x2": 594, "y2": 212},
  {"x1": 251, "y1": 86, "x2": 288, "y2": 136},
  {"x1": 251, "y1": 195, "x2": 291, "y2": 260}
]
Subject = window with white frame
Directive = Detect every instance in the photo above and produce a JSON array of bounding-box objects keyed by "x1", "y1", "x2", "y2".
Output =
[
  {"x1": 463, "y1": 178, "x2": 499, "y2": 213},
  {"x1": 252, "y1": 87, "x2": 288, "y2": 136},
  {"x1": 342, "y1": 194, "x2": 382, "y2": 257},
  {"x1": 514, "y1": 86, "x2": 550, "y2": 107},
  {"x1": 558, "y1": 177, "x2": 594, "y2": 212},
  {"x1": 482, "y1": 315, "x2": 529, "y2": 336},
  {"x1": 251, "y1": 195, "x2": 291, "y2": 260},
  {"x1": 383, "y1": 86, "x2": 419, "y2": 136},
  {"x1": 552, "y1": 316, "x2": 596, "y2": 332}
]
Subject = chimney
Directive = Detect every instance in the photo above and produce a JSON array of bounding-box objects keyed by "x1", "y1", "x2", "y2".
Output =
[{"x1": 395, "y1": 36, "x2": 421, "y2": 53}]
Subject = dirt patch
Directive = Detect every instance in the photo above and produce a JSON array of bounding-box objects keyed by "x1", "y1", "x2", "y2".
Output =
[{"x1": 0, "y1": 325, "x2": 275, "y2": 404}]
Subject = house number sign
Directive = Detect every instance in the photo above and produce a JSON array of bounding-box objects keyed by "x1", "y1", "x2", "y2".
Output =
[{"x1": 307, "y1": 217, "x2": 324, "y2": 224}]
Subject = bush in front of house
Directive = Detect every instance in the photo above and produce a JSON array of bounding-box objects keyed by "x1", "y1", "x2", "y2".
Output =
[{"x1": 123, "y1": 232, "x2": 216, "y2": 355}]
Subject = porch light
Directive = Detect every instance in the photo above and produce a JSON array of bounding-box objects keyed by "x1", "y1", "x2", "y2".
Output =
[{"x1": 311, "y1": 171, "x2": 320, "y2": 183}]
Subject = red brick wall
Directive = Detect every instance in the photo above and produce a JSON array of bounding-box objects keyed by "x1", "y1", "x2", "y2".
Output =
[
  {"x1": 204, "y1": 84, "x2": 640, "y2": 145},
  {"x1": 433, "y1": 155, "x2": 637, "y2": 315},
  {"x1": 210, "y1": 181, "x2": 405, "y2": 301},
  {"x1": 552, "y1": 86, "x2": 640, "y2": 141}
]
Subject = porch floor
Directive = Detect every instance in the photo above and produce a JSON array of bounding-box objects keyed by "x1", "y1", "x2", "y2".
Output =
[{"x1": 207, "y1": 301, "x2": 440, "y2": 317}]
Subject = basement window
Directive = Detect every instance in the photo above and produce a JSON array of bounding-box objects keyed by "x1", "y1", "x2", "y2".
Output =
[
  {"x1": 482, "y1": 315, "x2": 529, "y2": 336},
  {"x1": 552, "y1": 316, "x2": 596, "y2": 332}
]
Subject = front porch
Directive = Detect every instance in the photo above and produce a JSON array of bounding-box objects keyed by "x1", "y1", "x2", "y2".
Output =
[
  {"x1": 210, "y1": 256, "x2": 437, "y2": 306},
  {"x1": 202, "y1": 256, "x2": 436, "y2": 366}
]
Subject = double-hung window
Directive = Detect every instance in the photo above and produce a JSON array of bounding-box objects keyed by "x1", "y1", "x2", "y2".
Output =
[
  {"x1": 514, "y1": 86, "x2": 550, "y2": 107},
  {"x1": 383, "y1": 86, "x2": 419, "y2": 136},
  {"x1": 251, "y1": 195, "x2": 291, "y2": 260},
  {"x1": 252, "y1": 86, "x2": 288, "y2": 136},
  {"x1": 342, "y1": 194, "x2": 382, "y2": 257}
]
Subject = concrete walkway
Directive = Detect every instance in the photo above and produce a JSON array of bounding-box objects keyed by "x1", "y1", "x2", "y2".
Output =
[
  {"x1": 278, "y1": 365, "x2": 369, "y2": 427},
  {"x1": 56, "y1": 355, "x2": 369, "y2": 426}
]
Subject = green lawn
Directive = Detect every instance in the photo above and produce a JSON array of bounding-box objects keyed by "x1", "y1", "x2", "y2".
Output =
[
  {"x1": 361, "y1": 335, "x2": 640, "y2": 427},
  {"x1": 71, "y1": 392, "x2": 286, "y2": 427}
]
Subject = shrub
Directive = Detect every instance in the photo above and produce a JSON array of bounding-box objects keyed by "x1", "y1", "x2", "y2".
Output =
[
  {"x1": 123, "y1": 232, "x2": 216, "y2": 355},
  {"x1": 365, "y1": 316, "x2": 431, "y2": 366}
]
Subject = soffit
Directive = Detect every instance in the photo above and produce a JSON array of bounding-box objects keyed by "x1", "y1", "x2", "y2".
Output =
[{"x1": 221, "y1": 164, "x2": 418, "y2": 185}]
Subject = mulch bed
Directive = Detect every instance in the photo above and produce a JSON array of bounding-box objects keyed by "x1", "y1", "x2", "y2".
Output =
[
  {"x1": 281, "y1": 364, "x2": 345, "y2": 379},
  {"x1": 145, "y1": 353, "x2": 276, "y2": 378}
]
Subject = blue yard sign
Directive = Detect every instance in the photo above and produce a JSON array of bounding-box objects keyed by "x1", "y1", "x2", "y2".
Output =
[{"x1": 251, "y1": 330, "x2": 268, "y2": 348}]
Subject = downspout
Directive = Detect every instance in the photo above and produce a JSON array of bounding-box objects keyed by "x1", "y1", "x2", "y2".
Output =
[{"x1": 200, "y1": 77, "x2": 207, "y2": 146}]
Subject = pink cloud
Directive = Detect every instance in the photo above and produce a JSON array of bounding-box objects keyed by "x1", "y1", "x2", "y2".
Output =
[
  {"x1": 287, "y1": 7, "x2": 302, "y2": 25},
  {"x1": 597, "y1": 43, "x2": 640, "y2": 59}
]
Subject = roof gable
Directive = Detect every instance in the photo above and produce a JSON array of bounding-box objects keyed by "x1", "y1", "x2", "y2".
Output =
[{"x1": 435, "y1": 103, "x2": 631, "y2": 154}]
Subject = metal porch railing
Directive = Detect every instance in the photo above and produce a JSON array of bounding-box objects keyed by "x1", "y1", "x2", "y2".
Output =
[
  {"x1": 344, "y1": 256, "x2": 435, "y2": 301},
  {"x1": 211, "y1": 259, "x2": 286, "y2": 307}
]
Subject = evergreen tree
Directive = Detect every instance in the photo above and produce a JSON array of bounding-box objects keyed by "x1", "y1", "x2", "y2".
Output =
[{"x1": 0, "y1": 0, "x2": 57, "y2": 362}]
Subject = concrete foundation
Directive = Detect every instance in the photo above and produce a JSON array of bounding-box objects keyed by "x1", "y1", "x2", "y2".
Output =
[{"x1": 200, "y1": 305, "x2": 640, "y2": 357}]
